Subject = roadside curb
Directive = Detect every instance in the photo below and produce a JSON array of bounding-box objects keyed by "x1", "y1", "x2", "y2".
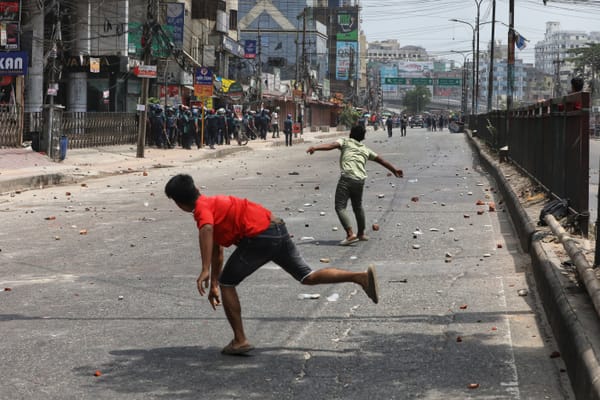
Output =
[{"x1": 467, "y1": 131, "x2": 600, "y2": 400}]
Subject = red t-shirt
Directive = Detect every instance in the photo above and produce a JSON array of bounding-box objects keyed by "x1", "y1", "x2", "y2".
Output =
[{"x1": 193, "y1": 195, "x2": 272, "y2": 247}]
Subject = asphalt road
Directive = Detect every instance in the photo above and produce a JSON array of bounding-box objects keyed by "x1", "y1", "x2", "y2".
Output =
[{"x1": 0, "y1": 127, "x2": 574, "y2": 399}]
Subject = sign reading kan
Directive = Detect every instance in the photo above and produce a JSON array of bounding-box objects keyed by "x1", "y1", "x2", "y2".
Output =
[{"x1": 0, "y1": 51, "x2": 27, "y2": 75}]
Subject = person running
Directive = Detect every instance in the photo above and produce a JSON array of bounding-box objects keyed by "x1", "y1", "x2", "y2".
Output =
[
  {"x1": 306, "y1": 125, "x2": 403, "y2": 245},
  {"x1": 164, "y1": 174, "x2": 380, "y2": 355}
]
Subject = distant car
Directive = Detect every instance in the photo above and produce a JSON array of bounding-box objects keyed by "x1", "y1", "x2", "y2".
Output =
[{"x1": 409, "y1": 116, "x2": 424, "y2": 128}]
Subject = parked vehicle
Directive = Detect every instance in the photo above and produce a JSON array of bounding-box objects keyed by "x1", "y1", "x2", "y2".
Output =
[{"x1": 409, "y1": 115, "x2": 424, "y2": 128}]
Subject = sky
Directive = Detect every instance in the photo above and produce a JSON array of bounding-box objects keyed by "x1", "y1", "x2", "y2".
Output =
[{"x1": 360, "y1": 0, "x2": 600, "y2": 66}]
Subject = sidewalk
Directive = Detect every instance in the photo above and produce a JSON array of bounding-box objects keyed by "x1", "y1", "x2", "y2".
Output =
[{"x1": 0, "y1": 131, "x2": 342, "y2": 194}]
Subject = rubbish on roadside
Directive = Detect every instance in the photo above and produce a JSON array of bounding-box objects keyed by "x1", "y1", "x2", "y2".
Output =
[
  {"x1": 483, "y1": 253, "x2": 492, "y2": 258},
  {"x1": 429, "y1": 228, "x2": 439, "y2": 232},
  {"x1": 372, "y1": 223, "x2": 380, "y2": 231},
  {"x1": 464, "y1": 214, "x2": 470, "y2": 218},
  {"x1": 288, "y1": 172, "x2": 300, "y2": 175},
  {"x1": 320, "y1": 211, "x2": 326, "y2": 216},
  {"x1": 332, "y1": 226, "x2": 339, "y2": 231},
  {"x1": 467, "y1": 191, "x2": 473, "y2": 195},
  {"x1": 350, "y1": 256, "x2": 358, "y2": 260},
  {"x1": 300, "y1": 236, "x2": 315, "y2": 241},
  {"x1": 79, "y1": 229, "x2": 88, "y2": 235},
  {"x1": 303, "y1": 203, "x2": 312, "y2": 207},
  {"x1": 118, "y1": 295, "x2": 124, "y2": 300},
  {"x1": 476, "y1": 200, "x2": 485, "y2": 205},
  {"x1": 550, "y1": 351, "x2": 561, "y2": 359},
  {"x1": 517, "y1": 289, "x2": 528, "y2": 297},
  {"x1": 45, "y1": 216, "x2": 56, "y2": 220},
  {"x1": 449, "y1": 227, "x2": 455, "y2": 232},
  {"x1": 411, "y1": 196, "x2": 419, "y2": 202},
  {"x1": 497, "y1": 243, "x2": 503, "y2": 248},
  {"x1": 488, "y1": 202, "x2": 496, "y2": 212},
  {"x1": 377, "y1": 193, "x2": 385, "y2": 199},
  {"x1": 327, "y1": 293, "x2": 340, "y2": 302},
  {"x1": 319, "y1": 258, "x2": 330, "y2": 263},
  {"x1": 459, "y1": 304, "x2": 468, "y2": 310},
  {"x1": 412, "y1": 244, "x2": 421, "y2": 249},
  {"x1": 408, "y1": 179, "x2": 418, "y2": 183},
  {"x1": 298, "y1": 208, "x2": 305, "y2": 213},
  {"x1": 467, "y1": 383, "x2": 479, "y2": 389},
  {"x1": 388, "y1": 279, "x2": 408, "y2": 283},
  {"x1": 298, "y1": 293, "x2": 320, "y2": 300},
  {"x1": 445, "y1": 252, "x2": 453, "y2": 258},
  {"x1": 94, "y1": 370, "x2": 102, "y2": 377},
  {"x1": 477, "y1": 210, "x2": 484, "y2": 215}
]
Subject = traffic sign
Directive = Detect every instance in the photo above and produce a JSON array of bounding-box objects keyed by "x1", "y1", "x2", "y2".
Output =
[
  {"x1": 410, "y1": 78, "x2": 433, "y2": 85},
  {"x1": 383, "y1": 77, "x2": 406, "y2": 85},
  {"x1": 438, "y1": 78, "x2": 462, "y2": 86}
]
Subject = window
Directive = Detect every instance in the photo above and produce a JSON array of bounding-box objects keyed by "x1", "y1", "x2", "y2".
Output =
[
  {"x1": 192, "y1": 0, "x2": 217, "y2": 20},
  {"x1": 229, "y1": 9, "x2": 237, "y2": 30}
]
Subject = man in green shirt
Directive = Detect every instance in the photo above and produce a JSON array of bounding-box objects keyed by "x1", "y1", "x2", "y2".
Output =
[{"x1": 307, "y1": 125, "x2": 403, "y2": 245}]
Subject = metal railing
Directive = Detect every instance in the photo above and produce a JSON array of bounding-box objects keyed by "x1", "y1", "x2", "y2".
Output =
[
  {"x1": 20, "y1": 111, "x2": 140, "y2": 149},
  {"x1": 472, "y1": 92, "x2": 590, "y2": 234}
]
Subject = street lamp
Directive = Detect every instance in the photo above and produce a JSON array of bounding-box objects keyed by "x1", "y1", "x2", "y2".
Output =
[
  {"x1": 451, "y1": 13, "x2": 495, "y2": 115},
  {"x1": 450, "y1": 18, "x2": 476, "y2": 115},
  {"x1": 451, "y1": 50, "x2": 473, "y2": 115}
]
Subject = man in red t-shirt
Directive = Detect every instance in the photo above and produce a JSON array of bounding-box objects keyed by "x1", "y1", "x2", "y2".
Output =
[{"x1": 165, "y1": 174, "x2": 379, "y2": 355}]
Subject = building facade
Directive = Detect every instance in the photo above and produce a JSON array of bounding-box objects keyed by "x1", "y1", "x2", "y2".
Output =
[{"x1": 534, "y1": 21, "x2": 600, "y2": 96}]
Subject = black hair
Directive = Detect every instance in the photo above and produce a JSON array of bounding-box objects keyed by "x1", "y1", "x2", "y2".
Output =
[
  {"x1": 571, "y1": 77, "x2": 584, "y2": 92},
  {"x1": 349, "y1": 124, "x2": 366, "y2": 142},
  {"x1": 165, "y1": 174, "x2": 200, "y2": 205}
]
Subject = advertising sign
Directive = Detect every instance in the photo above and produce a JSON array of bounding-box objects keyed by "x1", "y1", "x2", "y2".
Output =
[
  {"x1": 397, "y1": 61, "x2": 434, "y2": 75},
  {"x1": 194, "y1": 67, "x2": 213, "y2": 98},
  {"x1": 166, "y1": 3, "x2": 184, "y2": 48},
  {"x1": 0, "y1": 2, "x2": 19, "y2": 21},
  {"x1": 194, "y1": 66, "x2": 213, "y2": 85},
  {"x1": 244, "y1": 40, "x2": 256, "y2": 59},
  {"x1": 335, "y1": 41, "x2": 358, "y2": 81},
  {"x1": 336, "y1": 9, "x2": 358, "y2": 42},
  {"x1": 0, "y1": 21, "x2": 18, "y2": 50},
  {"x1": 133, "y1": 65, "x2": 157, "y2": 78},
  {"x1": 0, "y1": 51, "x2": 27, "y2": 75}
]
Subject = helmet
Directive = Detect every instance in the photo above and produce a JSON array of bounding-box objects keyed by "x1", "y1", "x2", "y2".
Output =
[{"x1": 287, "y1": 114, "x2": 292, "y2": 118}]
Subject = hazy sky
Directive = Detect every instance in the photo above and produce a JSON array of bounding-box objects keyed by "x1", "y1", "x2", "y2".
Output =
[{"x1": 360, "y1": 0, "x2": 600, "y2": 65}]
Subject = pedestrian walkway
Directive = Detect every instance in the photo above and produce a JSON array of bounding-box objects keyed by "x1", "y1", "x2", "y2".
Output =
[{"x1": 0, "y1": 131, "x2": 341, "y2": 194}]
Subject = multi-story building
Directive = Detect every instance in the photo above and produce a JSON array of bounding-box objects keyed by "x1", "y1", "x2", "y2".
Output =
[
  {"x1": 534, "y1": 22, "x2": 600, "y2": 96},
  {"x1": 367, "y1": 40, "x2": 428, "y2": 62},
  {"x1": 20, "y1": 0, "x2": 244, "y2": 113},
  {"x1": 478, "y1": 58, "x2": 526, "y2": 110}
]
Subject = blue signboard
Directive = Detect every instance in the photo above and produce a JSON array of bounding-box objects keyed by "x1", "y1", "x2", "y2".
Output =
[
  {"x1": 244, "y1": 40, "x2": 256, "y2": 59},
  {"x1": 166, "y1": 3, "x2": 184, "y2": 48},
  {"x1": 0, "y1": 51, "x2": 27, "y2": 75},
  {"x1": 194, "y1": 67, "x2": 213, "y2": 85}
]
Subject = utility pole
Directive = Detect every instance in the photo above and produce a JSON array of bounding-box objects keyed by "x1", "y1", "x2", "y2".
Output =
[
  {"x1": 506, "y1": 0, "x2": 515, "y2": 148},
  {"x1": 487, "y1": 0, "x2": 496, "y2": 112},
  {"x1": 475, "y1": 0, "x2": 483, "y2": 114},
  {"x1": 136, "y1": 0, "x2": 159, "y2": 158},
  {"x1": 257, "y1": 23, "x2": 262, "y2": 106}
]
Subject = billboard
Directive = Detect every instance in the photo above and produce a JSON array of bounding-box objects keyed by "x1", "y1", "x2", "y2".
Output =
[
  {"x1": 335, "y1": 41, "x2": 358, "y2": 81},
  {"x1": 397, "y1": 61, "x2": 434, "y2": 75},
  {"x1": 335, "y1": 9, "x2": 358, "y2": 42},
  {"x1": 0, "y1": 2, "x2": 19, "y2": 21},
  {"x1": 0, "y1": 51, "x2": 26, "y2": 75},
  {"x1": 166, "y1": 2, "x2": 184, "y2": 48}
]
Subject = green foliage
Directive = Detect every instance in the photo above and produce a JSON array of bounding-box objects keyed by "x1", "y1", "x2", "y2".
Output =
[
  {"x1": 339, "y1": 105, "x2": 361, "y2": 127},
  {"x1": 567, "y1": 43, "x2": 600, "y2": 94},
  {"x1": 403, "y1": 86, "x2": 432, "y2": 113}
]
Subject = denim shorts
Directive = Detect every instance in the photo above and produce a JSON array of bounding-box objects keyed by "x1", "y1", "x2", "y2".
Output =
[{"x1": 219, "y1": 218, "x2": 314, "y2": 287}]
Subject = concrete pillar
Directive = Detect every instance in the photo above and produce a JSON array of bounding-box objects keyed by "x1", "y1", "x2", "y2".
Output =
[
  {"x1": 68, "y1": 0, "x2": 90, "y2": 112},
  {"x1": 24, "y1": 0, "x2": 44, "y2": 113}
]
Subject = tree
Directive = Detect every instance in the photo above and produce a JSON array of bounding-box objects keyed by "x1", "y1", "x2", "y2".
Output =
[
  {"x1": 567, "y1": 43, "x2": 600, "y2": 97},
  {"x1": 403, "y1": 86, "x2": 432, "y2": 114}
]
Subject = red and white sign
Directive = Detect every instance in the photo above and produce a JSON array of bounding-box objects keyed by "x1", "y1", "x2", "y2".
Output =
[{"x1": 133, "y1": 65, "x2": 157, "y2": 79}]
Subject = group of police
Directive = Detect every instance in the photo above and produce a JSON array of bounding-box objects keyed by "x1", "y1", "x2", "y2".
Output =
[{"x1": 148, "y1": 105, "x2": 290, "y2": 150}]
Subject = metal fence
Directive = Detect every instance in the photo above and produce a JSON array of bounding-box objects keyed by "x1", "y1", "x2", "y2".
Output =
[
  {"x1": 472, "y1": 92, "x2": 590, "y2": 234},
  {"x1": 20, "y1": 111, "x2": 139, "y2": 149},
  {"x1": 0, "y1": 105, "x2": 23, "y2": 147}
]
